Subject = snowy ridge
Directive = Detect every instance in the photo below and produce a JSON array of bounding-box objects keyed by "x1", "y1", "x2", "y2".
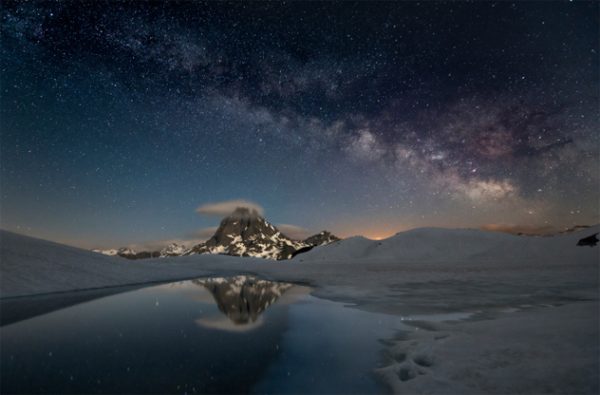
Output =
[
  {"x1": 92, "y1": 248, "x2": 119, "y2": 256},
  {"x1": 304, "y1": 230, "x2": 340, "y2": 246},
  {"x1": 93, "y1": 247, "x2": 137, "y2": 258},
  {"x1": 90, "y1": 209, "x2": 339, "y2": 261},
  {"x1": 299, "y1": 225, "x2": 600, "y2": 264},
  {"x1": 1, "y1": 229, "x2": 598, "y2": 394},
  {"x1": 159, "y1": 243, "x2": 188, "y2": 257},
  {"x1": 185, "y1": 207, "x2": 336, "y2": 260},
  {"x1": 2, "y1": 225, "x2": 598, "y2": 298},
  {"x1": 92, "y1": 243, "x2": 190, "y2": 259}
]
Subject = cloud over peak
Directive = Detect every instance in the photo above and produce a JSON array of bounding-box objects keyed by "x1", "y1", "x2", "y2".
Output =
[
  {"x1": 196, "y1": 199, "x2": 264, "y2": 217},
  {"x1": 276, "y1": 224, "x2": 310, "y2": 240}
]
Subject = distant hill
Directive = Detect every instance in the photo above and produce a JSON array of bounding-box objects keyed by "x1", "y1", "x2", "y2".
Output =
[{"x1": 298, "y1": 225, "x2": 600, "y2": 264}]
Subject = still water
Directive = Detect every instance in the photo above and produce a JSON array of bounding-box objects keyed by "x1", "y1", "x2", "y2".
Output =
[{"x1": 1, "y1": 276, "x2": 407, "y2": 394}]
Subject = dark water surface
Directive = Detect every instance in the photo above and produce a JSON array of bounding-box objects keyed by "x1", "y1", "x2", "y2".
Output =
[{"x1": 1, "y1": 276, "x2": 406, "y2": 394}]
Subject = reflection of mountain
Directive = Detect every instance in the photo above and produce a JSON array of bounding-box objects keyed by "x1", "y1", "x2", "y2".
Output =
[{"x1": 194, "y1": 276, "x2": 293, "y2": 325}]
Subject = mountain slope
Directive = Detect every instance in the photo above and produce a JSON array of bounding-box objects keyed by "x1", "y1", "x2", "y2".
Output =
[
  {"x1": 2, "y1": 225, "x2": 597, "y2": 299},
  {"x1": 93, "y1": 247, "x2": 160, "y2": 260},
  {"x1": 303, "y1": 231, "x2": 340, "y2": 246},
  {"x1": 90, "y1": 209, "x2": 340, "y2": 261},
  {"x1": 186, "y1": 207, "x2": 308, "y2": 260},
  {"x1": 298, "y1": 225, "x2": 600, "y2": 264},
  {"x1": 159, "y1": 243, "x2": 188, "y2": 257},
  {"x1": 0, "y1": 230, "x2": 239, "y2": 298}
]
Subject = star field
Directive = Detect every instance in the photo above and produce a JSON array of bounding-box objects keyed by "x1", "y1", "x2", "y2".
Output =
[{"x1": 1, "y1": 1, "x2": 598, "y2": 248}]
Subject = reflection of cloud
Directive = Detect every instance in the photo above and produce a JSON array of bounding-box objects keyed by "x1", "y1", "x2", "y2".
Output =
[
  {"x1": 196, "y1": 199, "x2": 264, "y2": 217},
  {"x1": 153, "y1": 281, "x2": 215, "y2": 303},
  {"x1": 195, "y1": 315, "x2": 264, "y2": 332}
]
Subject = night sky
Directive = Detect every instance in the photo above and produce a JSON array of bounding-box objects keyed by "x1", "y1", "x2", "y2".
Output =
[{"x1": 1, "y1": 1, "x2": 598, "y2": 249}]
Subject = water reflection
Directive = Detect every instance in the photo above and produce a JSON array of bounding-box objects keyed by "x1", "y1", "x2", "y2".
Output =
[
  {"x1": 1, "y1": 277, "x2": 301, "y2": 394},
  {"x1": 1, "y1": 277, "x2": 400, "y2": 394},
  {"x1": 194, "y1": 275, "x2": 293, "y2": 325}
]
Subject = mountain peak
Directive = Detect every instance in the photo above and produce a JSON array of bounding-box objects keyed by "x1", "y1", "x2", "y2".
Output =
[
  {"x1": 188, "y1": 208, "x2": 300, "y2": 259},
  {"x1": 209, "y1": 207, "x2": 278, "y2": 246},
  {"x1": 93, "y1": 211, "x2": 340, "y2": 261},
  {"x1": 229, "y1": 206, "x2": 261, "y2": 219},
  {"x1": 160, "y1": 243, "x2": 188, "y2": 257}
]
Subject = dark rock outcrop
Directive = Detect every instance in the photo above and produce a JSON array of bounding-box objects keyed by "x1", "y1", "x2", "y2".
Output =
[{"x1": 577, "y1": 233, "x2": 598, "y2": 247}]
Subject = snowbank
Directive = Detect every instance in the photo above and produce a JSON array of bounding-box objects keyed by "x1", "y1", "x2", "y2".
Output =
[
  {"x1": 376, "y1": 302, "x2": 598, "y2": 394},
  {"x1": 1, "y1": 226, "x2": 598, "y2": 298},
  {"x1": 0, "y1": 230, "x2": 226, "y2": 297},
  {"x1": 301, "y1": 225, "x2": 600, "y2": 264},
  {"x1": 1, "y1": 227, "x2": 598, "y2": 394}
]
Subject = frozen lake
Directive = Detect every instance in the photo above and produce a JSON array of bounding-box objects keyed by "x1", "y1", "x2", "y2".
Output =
[
  {"x1": 1, "y1": 227, "x2": 597, "y2": 394},
  {"x1": 1, "y1": 276, "x2": 418, "y2": 394}
]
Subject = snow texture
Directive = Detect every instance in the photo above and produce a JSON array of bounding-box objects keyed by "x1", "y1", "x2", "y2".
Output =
[{"x1": 1, "y1": 225, "x2": 598, "y2": 394}]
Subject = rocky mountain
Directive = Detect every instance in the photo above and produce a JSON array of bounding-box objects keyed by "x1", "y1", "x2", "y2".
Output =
[
  {"x1": 186, "y1": 207, "x2": 309, "y2": 260},
  {"x1": 93, "y1": 246, "x2": 170, "y2": 260},
  {"x1": 303, "y1": 230, "x2": 340, "y2": 246},
  {"x1": 91, "y1": 248, "x2": 120, "y2": 256},
  {"x1": 576, "y1": 232, "x2": 598, "y2": 247},
  {"x1": 92, "y1": 247, "x2": 159, "y2": 260},
  {"x1": 92, "y1": 208, "x2": 339, "y2": 260},
  {"x1": 159, "y1": 243, "x2": 188, "y2": 257}
]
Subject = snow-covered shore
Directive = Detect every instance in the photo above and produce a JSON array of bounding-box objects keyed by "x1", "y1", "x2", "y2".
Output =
[
  {"x1": 2, "y1": 226, "x2": 598, "y2": 299},
  {"x1": 376, "y1": 301, "x2": 599, "y2": 394},
  {"x1": 1, "y1": 227, "x2": 598, "y2": 394}
]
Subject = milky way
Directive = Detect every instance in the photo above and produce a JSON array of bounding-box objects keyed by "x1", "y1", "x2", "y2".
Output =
[{"x1": 1, "y1": 1, "x2": 598, "y2": 247}]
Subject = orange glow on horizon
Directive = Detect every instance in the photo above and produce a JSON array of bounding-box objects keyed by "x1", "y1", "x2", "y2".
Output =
[
  {"x1": 363, "y1": 232, "x2": 395, "y2": 241},
  {"x1": 342, "y1": 229, "x2": 400, "y2": 241},
  {"x1": 332, "y1": 219, "x2": 412, "y2": 241}
]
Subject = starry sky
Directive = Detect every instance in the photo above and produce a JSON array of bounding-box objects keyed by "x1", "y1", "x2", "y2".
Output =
[{"x1": 1, "y1": 1, "x2": 598, "y2": 249}]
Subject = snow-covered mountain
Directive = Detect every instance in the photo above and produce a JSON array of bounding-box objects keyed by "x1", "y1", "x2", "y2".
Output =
[
  {"x1": 159, "y1": 243, "x2": 188, "y2": 257},
  {"x1": 92, "y1": 247, "x2": 146, "y2": 259},
  {"x1": 298, "y1": 225, "x2": 600, "y2": 264},
  {"x1": 303, "y1": 230, "x2": 340, "y2": 246},
  {"x1": 92, "y1": 248, "x2": 120, "y2": 256},
  {"x1": 92, "y1": 245, "x2": 176, "y2": 259},
  {"x1": 186, "y1": 207, "x2": 309, "y2": 260},
  {"x1": 91, "y1": 208, "x2": 340, "y2": 260}
]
